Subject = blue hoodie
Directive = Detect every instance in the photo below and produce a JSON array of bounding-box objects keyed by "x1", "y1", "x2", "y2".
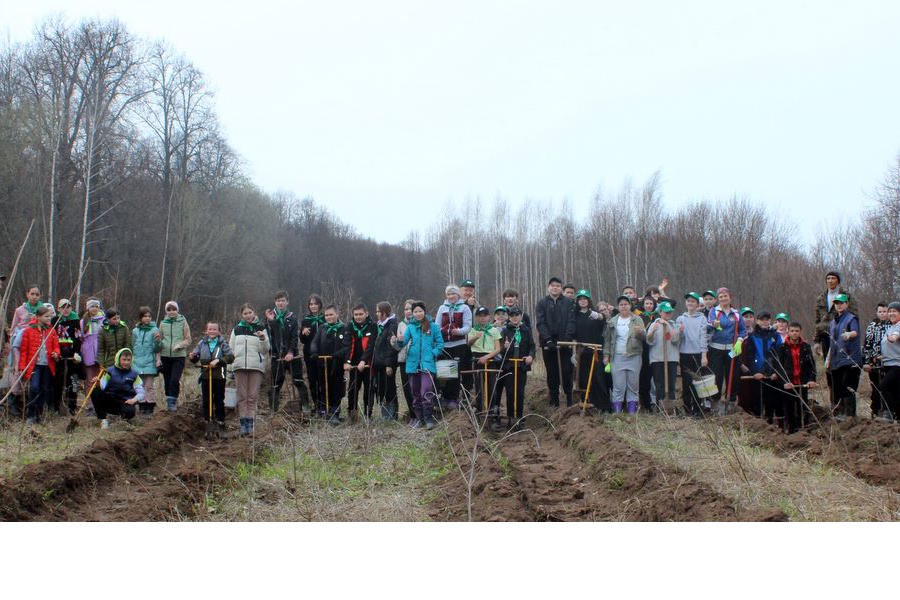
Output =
[{"x1": 404, "y1": 316, "x2": 445, "y2": 375}]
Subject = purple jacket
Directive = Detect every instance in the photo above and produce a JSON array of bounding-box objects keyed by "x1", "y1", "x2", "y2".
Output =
[{"x1": 80, "y1": 314, "x2": 105, "y2": 366}]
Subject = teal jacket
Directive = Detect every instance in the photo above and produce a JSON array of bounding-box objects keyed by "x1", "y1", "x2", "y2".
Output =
[
  {"x1": 132, "y1": 323, "x2": 162, "y2": 375},
  {"x1": 403, "y1": 317, "x2": 445, "y2": 375}
]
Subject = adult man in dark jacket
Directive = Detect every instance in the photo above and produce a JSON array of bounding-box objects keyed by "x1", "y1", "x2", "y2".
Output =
[{"x1": 535, "y1": 277, "x2": 576, "y2": 407}]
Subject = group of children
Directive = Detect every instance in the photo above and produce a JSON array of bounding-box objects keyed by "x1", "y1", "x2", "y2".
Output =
[{"x1": 2, "y1": 269, "x2": 891, "y2": 437}]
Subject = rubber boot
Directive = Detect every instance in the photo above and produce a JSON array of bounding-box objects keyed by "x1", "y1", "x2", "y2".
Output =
[
  {"x1": 166, "y1": 396, "x2": 177, "y2": 412},
  {"x1": 423, "y1": 405, "x2": 435, "y2": 430},
  {"x1": 246, "y1": 418, "x2": 254, "y2": 435},
  {"x1": 269, "y1": 388, "x2": 280, "y2": 413},
  {"x1": 612, "y1": 401, "x2": 623, "y2": 414},
  {"x1": 626, "y1": 400, "x2": 638, "y2": 414}
]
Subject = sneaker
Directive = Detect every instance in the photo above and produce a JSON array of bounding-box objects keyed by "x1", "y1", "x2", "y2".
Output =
[{"x1": 100, "y1": 418, "x2": 110, "y2": 430}]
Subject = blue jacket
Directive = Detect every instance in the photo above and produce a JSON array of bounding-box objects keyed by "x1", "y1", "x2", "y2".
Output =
[
  {"x1": 828, "y1": 311, "x2": 862, "y2": 370},
  {"x1": 404, "y1": 317, "x2": 444, "y2": 375},
  {"x1": 131, "y1": 323, "x2": 162, "y2": 375},
  {"x1": 743, "y1": 327, "x2": 782, "y2": 375},
  {"x1": 707, "y1": 306, "x2": 746, "y2": 348}
]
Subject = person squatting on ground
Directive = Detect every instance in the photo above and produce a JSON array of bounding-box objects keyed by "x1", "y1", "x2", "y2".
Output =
[
  {"x1": 677, "y1": 293, "x2": 709, "y2": 416},
  {"x1": 646, "y1": 301, "x2": 680, "y2": 413},
  {"x1": 434, "y1": 285, "x2": 472, "y2": 411},
  {"x1": 265, "y1": 290, "x2": 309, "y2": 413},
  {"x1": 863, "y1": 303, "x2": 890, "y2": 421},
  {"x1": 18, "y1": 305, "x2": 61, "y2": 425},
  {"x1": 372, "y1": 301, "x2": 401, "y2": 420},
  {"x1": 51, "y1": 298, "x2": 82, "y2": 415},
  {"x1": 343, "y1": 303, "x2": 378, "y2": 422},
  {"x1": 93, "y1": 348, "x2": 143, "y2": 429},
  {"x1": 826, "y1": 294, "x2": 862, "y2": 420},
  {"x1": 309, "y1": 305, "x2": 348, "y2": 424},
  {"x1": 404, "y1": 301, "x2": 444, "y2": 430},
  {"x1": 775, "y1": 322, "x2": 818, "y2": 433},
  {"x1": 131, "y1": 307, "x2": 162, "y2": 417},
  {"x1": 467, "y1": 306, "x2": 503, "y2": 419},
  {"x1": 300, "y1": 295, "x2": 326, "y2": 417},
  {"x1": 604, "y1": 296, "x2": 646, "y2": 414},
  {"x1": 229, "y1": 303, "x2": 269, "y2": 436},
  {"x1": 535, "y1": 277, "x2": 576, "y2": 407},
  {"x1": 573, "y1": 289, "x2": 608, "y2": 412},
  {"x1": 189, "y1": 322, "x2": 235, "y2": 433},
  {"x1": 159, "y1": 300, "x2": 192, "y2": 412}
]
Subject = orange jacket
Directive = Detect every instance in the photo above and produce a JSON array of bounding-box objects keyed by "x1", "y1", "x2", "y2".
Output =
[{"x1": 18, "y1": 319, "x2": 61, "y2": 379}]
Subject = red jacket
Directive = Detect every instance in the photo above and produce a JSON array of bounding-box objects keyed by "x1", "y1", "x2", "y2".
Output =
[{"x1": 18, "y1": 319, "x2": 61, "y2": 379}]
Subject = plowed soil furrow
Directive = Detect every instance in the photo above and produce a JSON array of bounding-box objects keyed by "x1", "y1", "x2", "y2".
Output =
[
  {"x1": 0, "y1": 409, "x2": 271, "y2": 521},
  {"x1": 719, "y1": 412, "x2": 900, "y2": 493}
]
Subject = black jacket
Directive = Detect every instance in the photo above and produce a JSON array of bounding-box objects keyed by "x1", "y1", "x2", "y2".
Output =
[
  {"x1": 52, "y1": 314, "x2": 82, "y2": 360},
  {"x1": 310, "y1": 322, "x2": 349, "y2": 367},
  {"x1": 534, "y1": 295, "x2": 576, "y2": 346},
  {"x1": 500, "y1": 323, "x2": 536, "y2": 369},
  {"x1": 267, "y1": 310, "x2": 299, "y2": 357},
  {"x1": 573, "y1": 310, "x2": 605, "y2": 356},
  {"x1": 344, "y1": 318, "x2": 377, "y2": 367},
  {"x1": 776, "y1": 339, "x2": 817, "y2": 385},
  {"x1": 300, "y1": 313, "x2": 326, "y2": 356},
  {"x1": 372, "y1": 317, "x2": 399, "y2": 369}
]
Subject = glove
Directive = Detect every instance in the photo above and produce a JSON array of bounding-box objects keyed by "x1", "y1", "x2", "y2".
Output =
[{"x1": 73, "y1": 353, "x2": 82, "y2": 364}]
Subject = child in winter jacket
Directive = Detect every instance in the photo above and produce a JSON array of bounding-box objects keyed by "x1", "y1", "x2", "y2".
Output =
[
  {"x1": 404, "y1": 301, "x2": 444, "y2": 430},
  {"x1": 343, "y1": 304, "x2": 378, "y2": 421},
  {"x1": 132, "y1": 307, "x2": 162, "y2": 416},
  {"x1": 373, "y1": 301, "x2": 400, "y2": 420},
  {"x1": 740, "y1": 311, "x2": 782, "y2": 421},
  {"x1": 9, "y1": 284, "x2": 42, "y2": 336},
  {"x1": 300, "y1": 295, "x2": 326, "y2": 415},
  {"x1": 18, "y1": 305, "x2": 61, "y2": 425},
  {"x1": 499, "y1": 307, "x2": 535, "y2": 429},
  {"x1": 775, "y1": 322, "x2": 818, "y2": 433},
  {"x1": 94, "y1": 348, "x2": 144, "y2": 429},
  {"x1": 228, "y1": 304, "x2": 269, "y2": 436},
  {"x1": 80, "y1": 298, "x2": 106, "y2": 387},
  {"x1": 97, "y1": 308, "x2": 132, "y2": 369},
  {"x1": 310, "y1": 305, "x2": 349, "y2": 423},
  {"x1": 159, "y1": 300, "x2": 192, "y2": 412},
  {"x1": 676, "y1": 293, "x2": 709, "y2": 416},
  {"x1": 265, "y1": 290, "x2": 309, "y2": 413},
  {"x1": 467, "y1": 306, "x2": 503, "y2": 416},
  {"x1": 189, "y1": 322, "x2": 235, "y2": 431},
  {"x1": 646, "y1": 302, "x2": 681, "y2": 412}
]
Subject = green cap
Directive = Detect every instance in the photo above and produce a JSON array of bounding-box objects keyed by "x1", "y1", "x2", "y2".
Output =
[
  {"x1": 703, "y1": 290, "x2": 716, "y2": 298},
  {"x1": 740, "y1": 306, "x2": 754, "y2": 316},
  {"x1": 834, "y1": 293, "x2": 849, "y2": 303},
  {"x1": 775, "y1": 312, "x2": 790, "y2": 322},
  {"x1": 493, "y1": 305, "x2": 508, "y2": 313},
  {"x1": 459, "y1": 279, "x2": 475, "y2": 288},
  {"x1": 684, "y1": 292, "x2": 701, "y2": 302},
  {"x1": 576, "y1": 289, "x2": 591, "y2": 300},
  {"x1": 658, "y1": 301, "x2": 674, "y2": 313}
]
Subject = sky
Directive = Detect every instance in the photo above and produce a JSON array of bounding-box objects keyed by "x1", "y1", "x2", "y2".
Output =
[{"x1": 2, "y1": 1, "x2": 899, "y2": 246}]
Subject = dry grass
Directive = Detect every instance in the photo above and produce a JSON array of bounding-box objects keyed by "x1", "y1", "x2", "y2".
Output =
[
  {"x1": 605, "y1": 414, "x2": 900, "y2": 521},
  {"x1": 207, "y1": 419, "x2": 453, "y2": 521}
]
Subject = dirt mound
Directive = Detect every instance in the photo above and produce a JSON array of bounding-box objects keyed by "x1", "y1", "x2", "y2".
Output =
[{"x1": 721, "y1": 412, "x2": 900, "y2": 493}]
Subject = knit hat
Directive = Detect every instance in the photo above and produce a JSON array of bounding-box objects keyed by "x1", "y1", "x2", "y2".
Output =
[
  {"x1": 717, "y1": 287, "x2": 731, "y2": 297},
  {"x1": 445, "y1": 285, "x2": 461, "y2": 297},
  {"x1": 86, "y1": 298, "x2": 101, "y2": 310},
  {"x1": 42, "y1": 303, "x2": 56, "y2": 317},
  {"x1": 165, "y1": 300, "x2": 179, "y2": 312},
  {"x1": 826, "y1": 271, "x2": 842, "y2": 283}
]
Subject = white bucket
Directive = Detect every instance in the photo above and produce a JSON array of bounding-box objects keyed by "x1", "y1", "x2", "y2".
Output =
[
  {"x1": 224, "y1": 387, "x2": 237, "y2": 408},
  {"x1": 693, "y1": 374, "x2": 718, "y2": 399},
  {"x1": 436, "y1": 359, "x2": 459, "y2": 381}
]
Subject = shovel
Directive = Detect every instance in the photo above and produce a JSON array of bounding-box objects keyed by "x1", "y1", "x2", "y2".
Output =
[
  {"x1": 509, "y1": 358, "x2": 525, "y2": 428},
  {"x1": 66, "y1": 366, "x2": 106, "y2": 433},
  {"x1": 319, "y1": 355, "x2": 333, "y2": 421},
  {"x1": 205, "y1": 365, "x2": 218, "y2": 439}
]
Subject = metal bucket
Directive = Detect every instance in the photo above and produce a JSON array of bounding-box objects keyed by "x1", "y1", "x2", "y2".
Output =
[
  {"x1": 692, "y1": 373, "x2": 718, "y2": 399},
  {"x1": 436, "y1": 359, "x2": 459, "y2": 381}
]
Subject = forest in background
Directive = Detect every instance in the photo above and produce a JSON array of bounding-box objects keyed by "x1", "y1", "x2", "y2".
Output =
[{"x1": 1, "y1": 17, "x2": 897, "y2": 331}]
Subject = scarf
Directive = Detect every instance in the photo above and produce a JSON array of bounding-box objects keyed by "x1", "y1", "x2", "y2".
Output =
[
  {"x1": 473, "y1": 323, "x2": 494, "y2": 334},
  {"x1": 445, "y1": 301, "x2": 463, "y2": 312},
  {"x1": 274, "y1": 308, "x2": 288, "y2": 325},
  {"x1": 237, "y1": 318, "x2": 261, "y2": 331},
  {"x1": 206, "y1": 337, "x2": 220, "y2": 354},
  {"x1": 352, "y1": 321, "x2": 370, "y2": 339},
  {"x1": 377, "y1": 314, "x2": 395, "y2": 337},
  {"x1": 306, "y1": 313, "x2": 326, "y2": 326},
  {"x1": 324, "y1": 321, "x2": 344, "y2": 336},
  {"x1": 24, "y1": 300, "x2": 40, "y2": 315}
]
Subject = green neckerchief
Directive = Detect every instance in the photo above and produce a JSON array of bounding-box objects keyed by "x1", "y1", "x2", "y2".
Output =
[
  {"x1": 24, "y1": 300, "x2": 40, "y2": 315},
  {"x1": 377, "y1": 324, "x2": 384, "y2": 337},
  {"x1": 324, "y1": 321, "x2": 344, "y2": 336},
  {"x1": 513, "y1": 326, "x2": 522, "y2": 346},
  {"x1": 307, "y1": 313, "x2": 325, "y2": 326},
  {"x1": 446, "y1": 302, "x2": 463, "y2": 311},
  {"x1": 473, "y1": 323, "x2": 494, "y2": 334},
  {"x1": 275, "y1": 308, "x2": 288, "y2": 324},
  {"x1": 352, "y1": 321, "x2": 370, "y2": 338},
  {"x1": 206, "y1": 337, "x2": 220, "y2": 353},
  {"x1": 237, "y1": 318, "x2": 260, "y2": 331},
  {"x1": 104, "y1": 321, "x2": 122, "y2": 332}
]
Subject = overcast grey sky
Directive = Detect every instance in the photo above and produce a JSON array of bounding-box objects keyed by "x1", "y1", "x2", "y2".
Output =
[{"x1": 3, "y1": 1, "x2": 898, "y2": 245}]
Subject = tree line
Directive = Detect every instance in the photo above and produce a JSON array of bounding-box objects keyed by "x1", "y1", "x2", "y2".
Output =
[{"x1": 1, "y1": 16, "x2": 896, "y2": 333}]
